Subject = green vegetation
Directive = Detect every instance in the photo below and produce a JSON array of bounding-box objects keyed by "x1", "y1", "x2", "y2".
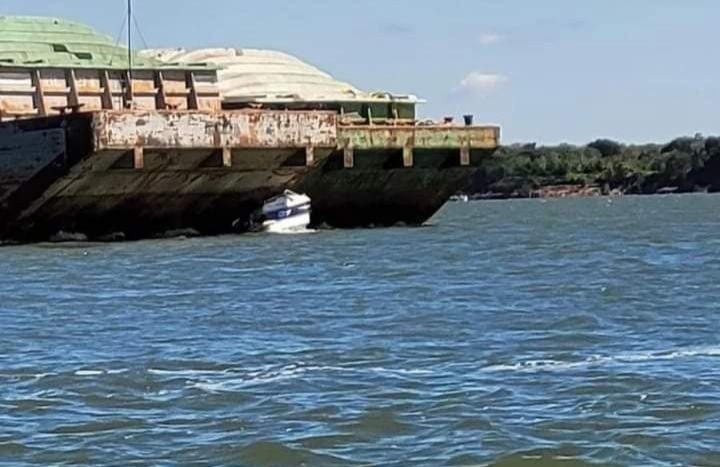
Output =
[{"x1": 468, "y1": 134, "x2": 720, "y2": 197}]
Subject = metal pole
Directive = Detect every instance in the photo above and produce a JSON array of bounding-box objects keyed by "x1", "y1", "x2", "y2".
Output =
[
  {"x1": 127, "y1": 0, "x2": 133, "y2": 79},
  {"x1": 125, "y1": 0, "x2": 133, "y2": 107}
]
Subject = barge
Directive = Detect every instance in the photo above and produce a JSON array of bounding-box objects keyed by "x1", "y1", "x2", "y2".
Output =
[{"x1": 0, "y1": 16, "x2": 500, "y2": 242}]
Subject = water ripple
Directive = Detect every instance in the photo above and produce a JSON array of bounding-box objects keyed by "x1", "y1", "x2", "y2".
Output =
[{"x1": 2, "y1": 195, "x2": 720, "y2": 465}]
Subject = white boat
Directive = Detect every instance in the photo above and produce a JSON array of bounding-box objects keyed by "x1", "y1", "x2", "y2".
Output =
[
  {"x1": 450, "y1": 194, "x2": 470, "y2": 203},
  {"x1": 259, "y1": 190, "x2": 312, "y2": 233}
]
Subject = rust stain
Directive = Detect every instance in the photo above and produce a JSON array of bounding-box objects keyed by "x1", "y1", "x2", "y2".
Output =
[
  {"x1": 338, "y1": 124, "x2": 500, "y2": 150},
  {"x1": 76, "y1": 85, "x2": 103, "y2": 93},
  {"x1": 93, "y1": 110, "x2": 337, "y2": 151},
  {"x1": 132, "y1": 81, "x2": 156, "y2": 93},
  {"x1": 0, "y1": 99, "x2": 35, "y2": 114}
]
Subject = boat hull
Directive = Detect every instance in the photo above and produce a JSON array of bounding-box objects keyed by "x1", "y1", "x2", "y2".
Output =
[{"x1": 262, "y1": 212, "x2": 312, "y2": 233}]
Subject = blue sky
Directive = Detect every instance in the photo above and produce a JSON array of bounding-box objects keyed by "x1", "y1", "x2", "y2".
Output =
[{"x1": 3, "y1": 0, "x2": 719, "y2": 143}]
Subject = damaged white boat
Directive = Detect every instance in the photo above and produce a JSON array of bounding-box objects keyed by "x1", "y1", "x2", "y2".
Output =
[{"x1": 258, "y1": 190, "x2": 312, "y2": 233}]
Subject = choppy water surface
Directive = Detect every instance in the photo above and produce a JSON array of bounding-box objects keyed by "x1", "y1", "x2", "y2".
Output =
[{"x1": 3, "y1": 195, "x2": 720, "y2": 466}]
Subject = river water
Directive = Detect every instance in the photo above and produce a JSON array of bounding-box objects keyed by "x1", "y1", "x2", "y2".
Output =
[{"x1": 2, "y1": 195, "x2": 720, "y2": 466}]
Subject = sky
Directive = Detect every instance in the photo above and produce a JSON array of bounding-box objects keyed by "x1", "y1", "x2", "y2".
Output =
[{"x1": 3, "y1": 0, "x2": 720, "y2": 144}]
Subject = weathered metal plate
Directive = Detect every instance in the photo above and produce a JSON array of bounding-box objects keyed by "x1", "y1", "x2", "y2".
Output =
[
  {"x1": 339, "y1": 125, "x2": 500, "y2": 150},
  {"x1": 93, "y1": 111, "x2": 338, "y2": 150},
  {"x1": 0, "y1": 126, "x2": 65, "y2": 202}
]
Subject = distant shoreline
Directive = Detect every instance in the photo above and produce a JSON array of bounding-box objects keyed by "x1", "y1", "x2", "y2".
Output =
[
  {"x1": 464, "y1": 135, "x2": 720, "y2": 199},
  {"x1": 467, "y1": 184, "x2": 699, "y2": 200}
]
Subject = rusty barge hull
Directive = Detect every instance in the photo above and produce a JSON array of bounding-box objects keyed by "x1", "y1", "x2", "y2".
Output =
[
  {"x1": 0, "y1": 16, "x2": 501, "y2": 242},
  {"x1": 0, "y1": 110, "x2": 499, "y2": 242}
]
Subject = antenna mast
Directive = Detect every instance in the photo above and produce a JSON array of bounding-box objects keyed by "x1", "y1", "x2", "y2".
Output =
[
  {"x1": 127, "y1": 0, "x2": 133, "y2": 79},
  {"x1": 125, "y1": 0, "x2": 133, "y2": 107}
]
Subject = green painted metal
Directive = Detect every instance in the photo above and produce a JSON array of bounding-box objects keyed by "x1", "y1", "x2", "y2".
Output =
[
  {"x1": 338, "y1": 126, "x2": 500, "y2": 150},
  {"x1": 0, "y1": 16, "x2": 215, "y2": 70}
]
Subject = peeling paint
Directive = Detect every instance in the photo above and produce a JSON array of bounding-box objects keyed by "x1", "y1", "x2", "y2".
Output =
[
  {"x1": 92, "y1": 110, "x2": 500, "y2": 152},
  {"x1": 93, "y1": 110, "x2": 338, "y2": 150},
  {"x1": 339, "y1": 125, "x2": 500, "y2": 150}
]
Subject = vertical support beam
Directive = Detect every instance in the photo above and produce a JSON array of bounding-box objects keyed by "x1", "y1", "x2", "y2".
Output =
[
  {"x1": 155, "y1": 71, "x2": 168, "y2": 110},
  {"x1": 187, "y1": 71, "x2": 200, "y2": 110},
  {"x1": 222, "y1": 147, "x2": 232, "y2": 168},
  {"x1": 67, "y1": 69, "x2": 80, "y2": 109},
  {"x1": 343, "y1": 146, "x2": 354, "y2": 169},
  {"x1": 305, "y1": 146, "x2": 315, "y2": 167},
  {"x1": 460, "y1": 144, "x2": 471, "y2": 166},
  {"x1": 133, "y1": 146, "x2": 144, "y2": 169},
  {"x1": 31, "y1": 69, "x2": 47, "y2": 116},
  {"x1": 100, "y1": 70, "x2": 114, "y2": 110},
  {"x1": 124, "y1": 71, "x2": 134, "y2": 109},
  {"x1": 403, "y1": 145, "x2": 414, "y2": 168}
]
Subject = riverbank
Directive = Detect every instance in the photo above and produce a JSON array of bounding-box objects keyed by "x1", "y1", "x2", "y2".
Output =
[{"x1": 466, "y1": 135, "x2": 720, "y2": 199}]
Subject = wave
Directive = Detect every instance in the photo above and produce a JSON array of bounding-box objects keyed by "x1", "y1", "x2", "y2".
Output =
[
  {"x1": 186, "y1": 363, "x2": 434, "y2": 393},
  {"x1": 71, "y1": 369, "x2": 129, "y2": 376},
  {"x1": 73, "y1": 370, "x2": 105, "y2": 377},
  {"x1": 148, "y1": 368, "x2": 228, "y2": 377},
  {"x1": 271, "y1": 228, "x2": 318, "y2": 235},
  {"x1": 484, "y1": 344, "x2": 720, "y2": 373}
]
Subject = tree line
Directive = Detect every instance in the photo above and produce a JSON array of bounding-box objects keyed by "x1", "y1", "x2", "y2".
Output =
[{"x1": 467, "y1": 135, "x2": 720, "y2": 197}]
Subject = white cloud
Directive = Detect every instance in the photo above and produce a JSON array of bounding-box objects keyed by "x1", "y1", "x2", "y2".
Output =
[
  {"x1": 478, "y1": 32, "x2": 503, "y2": 46},
  {"x1": 459, "y1": 72, "x2": 508, "y2": 95}
]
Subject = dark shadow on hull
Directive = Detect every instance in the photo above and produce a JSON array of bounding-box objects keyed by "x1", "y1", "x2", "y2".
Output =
[
  {"x1": 0, "y1": 116, "x2": 481, "y2": 243},
  {"x1": 294, "y1": 153, "x2": 475, "y2": 228}
]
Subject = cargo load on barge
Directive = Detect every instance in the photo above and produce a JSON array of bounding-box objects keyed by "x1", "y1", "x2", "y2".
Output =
[{"x1": 0, "y1": 16, "x2": 500, "y2": 242}]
